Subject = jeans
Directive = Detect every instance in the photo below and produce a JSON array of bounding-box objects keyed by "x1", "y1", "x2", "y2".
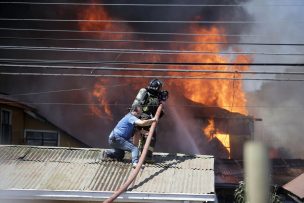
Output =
[{"x1": 105, "y1": 132, "x2": 139, "y2": 164}]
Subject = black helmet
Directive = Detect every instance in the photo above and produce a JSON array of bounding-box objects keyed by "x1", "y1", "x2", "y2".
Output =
[{"x1": 148, "y1": 79, "x2": 163, "y2": 92}]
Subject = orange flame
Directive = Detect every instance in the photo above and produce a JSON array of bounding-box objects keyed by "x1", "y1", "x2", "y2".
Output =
[
  {"x1": 204, "y1": 118, "x2": 216, "y2": 140},
  {"x1": 170, "y1": 25, "x2": 250, "y2": 115},
  {"x1": 78, "y1": 2, "x2": 132, "y2": 40},
  {"x1": 78, "y1": 5, "x2": 248, "y2": 157},
  {"x1": 204, "y1": 118, "x2": 231, "y2": 157},
  {"x1": 89, "y1": 80, "x2": 112, "y2": 119}
]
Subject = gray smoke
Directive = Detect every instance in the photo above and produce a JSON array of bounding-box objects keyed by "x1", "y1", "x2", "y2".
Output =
[{"x1": 243, "y1": 0, "x2": 304, "y2": 158}]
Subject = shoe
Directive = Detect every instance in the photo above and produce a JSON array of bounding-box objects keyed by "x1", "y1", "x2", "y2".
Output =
[
  {"x1": 132, "y1": 162, "x2": 145, "y2": 169},
  {"x1": 145, "y1": 159, "x2": 155, "y2": 164},
  {"x1": 132, "y1": 163, "x2": 137, "y2": 168},
  {"x1": 101, "y1": 151, "x2": 107, "y2": 159}
]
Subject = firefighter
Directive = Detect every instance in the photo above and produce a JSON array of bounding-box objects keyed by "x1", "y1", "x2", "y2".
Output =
[{"x1": 131, "y1": 79, "x2": 169, "y2": 163}]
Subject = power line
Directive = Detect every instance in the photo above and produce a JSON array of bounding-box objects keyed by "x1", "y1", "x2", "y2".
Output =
[
  {"x1": 10, "y1": 83, "x2": 127, "y2": 96},
  {"x1": 0, "y1": 2, "x2": 303, "y2": 7},
  {"x1": 1, "y1": 58, "x2": 304, "y2": 67},
  {"x1": 0, "y1": 27, "x2": 277, "y2": 38},
  {"x1": 1, "y1": 18, "x2": 304, "y2": 24},
  {"x1": 1, "y1": 45, "x2": 304, "y2": 56},
  {"x1": 0, "y1": 101, "x2": 304, "y2": 110},
  {"x1": 1, "y1": 36, "x2": 304, "y2": 46},
  {"x1": 1, "y1": 63, "x2": 304, "y2": 75},
  {"x1": 1, "y1": 72, "x2": 303, "y2": 81}
]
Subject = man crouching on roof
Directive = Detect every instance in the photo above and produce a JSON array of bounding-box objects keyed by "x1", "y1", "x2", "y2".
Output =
[{"x1": 103, "y1": 105, "x2": 157, "y2": 168}]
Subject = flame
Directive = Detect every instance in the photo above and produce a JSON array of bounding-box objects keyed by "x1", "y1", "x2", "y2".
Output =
[
  {"x1": 170, "y1": 25, "x2": 250, "y2": 115},
  {"x1": 204, "y1": 118, "x2": 216, "y2": 140},
  {"x1": 78, "y1": 4, "x2": 249, "y2": 157},
  {"x1": 89, "y1": 80, "x2": 112, "y2": 119},
  {"x1": 215, "y1": 133, "x2": 231, "y2": 156},
  {"x1": 204, "y1": 118, "x2": 231, "y2": 157},
  {"x1": 78, "y1": 2, "x2": 132, "y2": 40}
]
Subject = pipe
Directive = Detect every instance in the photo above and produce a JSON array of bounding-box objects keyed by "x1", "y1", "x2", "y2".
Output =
[
  {"x1": 104, "y1": 104, "x2": 163, "y2": 203},
  {"x1": 244, "y1": 142, "x2": 270, "y2": 203}
]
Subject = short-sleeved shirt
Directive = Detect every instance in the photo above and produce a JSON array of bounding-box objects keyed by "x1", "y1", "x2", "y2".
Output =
[{"x1": 112, "y1": 113, "x2": 139, "y2": 140}]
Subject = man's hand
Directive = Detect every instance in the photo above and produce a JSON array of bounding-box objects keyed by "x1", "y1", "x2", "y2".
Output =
[
  {"x1": 151, "y1": 117, "x2": 158, "y2": 123},
  {"x1": 135, "y1": 117, "x2": 158, "y2": 127}
]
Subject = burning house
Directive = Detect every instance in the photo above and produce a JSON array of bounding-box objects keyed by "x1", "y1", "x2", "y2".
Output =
[
  {"x1": 72, "y1": 2, "x2": 255, "y2": 158},
  {"x1": 1, "y1": 1, "x2": 304, "y2": 202}
]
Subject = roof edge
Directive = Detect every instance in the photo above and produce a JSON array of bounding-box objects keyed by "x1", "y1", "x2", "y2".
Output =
[{"x1": 0, "y1": 189, "x2": 216, "y2": 202}]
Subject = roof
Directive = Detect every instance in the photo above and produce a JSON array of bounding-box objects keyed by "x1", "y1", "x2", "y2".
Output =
[
  {"x1": 0, "y1": 145, "x2": 215, "y2": 202},
  {"x1": 0, "y1": 94, "x2": 34, "y2": 110},
  {"x1": 283, "y1": 173, "x2": 304, "y2": 201},
  {"x1": 215, "y1": 159, "x2": 304, "y2": 187}
]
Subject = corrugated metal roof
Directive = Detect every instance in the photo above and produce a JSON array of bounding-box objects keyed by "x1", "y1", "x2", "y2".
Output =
[
  {"x1": 283, "y1": 173, "x2": 304, "y2": 200},
  {"x1": 0, "y1": 145, "x2": 215, "y2": 202}
]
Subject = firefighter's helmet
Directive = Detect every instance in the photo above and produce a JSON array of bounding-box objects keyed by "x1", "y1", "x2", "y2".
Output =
[{"x1": 148, "y1": 79, "x2": 162, "y2": 92}]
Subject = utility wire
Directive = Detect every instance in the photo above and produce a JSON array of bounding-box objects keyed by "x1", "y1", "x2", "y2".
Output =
[
  {"x1": 0, "y1": 2, "x2": 303, "y2": 7},
  {"x1": 1, "y1": 58, "x2": 304, "y2": 67},
  {"x1": 1, "y1": 72, "x2": 303, "y2": 81},
  {"x1": 1, "y1": 101, "x2": 304, "y2": 110},
  {"x1": 1, "y1": 36, "x2": 304, "y2": 46},
  {"x1": 10, "y1": 83, "x2": 127, "y2": 96},
  {"x1": 1, "y1": 18, "x2": 304, "y2": 24},
  {"x1": 1, "y1": 63, "x2": 304, "y2": 75},
  {"x1": 1, "y1": 45, "x2": 304, "y2": 56},
  {"x1": 0, "y1": 27, "x2": 279, "y2": 38}
]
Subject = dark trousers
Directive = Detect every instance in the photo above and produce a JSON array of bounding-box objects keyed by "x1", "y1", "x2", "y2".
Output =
[{"x1": 138, "y1": 128, "x2": 157, "y2": 160}]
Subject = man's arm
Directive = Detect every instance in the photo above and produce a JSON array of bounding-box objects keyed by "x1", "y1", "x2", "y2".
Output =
[{"x1": 135, "y1": 117, "x2": 157, "y2": 127}]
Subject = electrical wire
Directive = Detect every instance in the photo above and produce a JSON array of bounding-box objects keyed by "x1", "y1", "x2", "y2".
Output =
[
  {"x1": 1, "y1": 36, "x2": 304, "y2": 46},
  {"x1": 1, "y1": 18, "x2": 304, "y2": 24},
  {"x1": 0, "y1": 2, "x2": 303, "y2": 7},
  {"x1": 10, "y1": 83, "x2": 127, "y2": 96},
  {"x1": 1, "y1": 72, "x2": 303, "y2": 81},
  {"x1": 0, "y1": 18, "x2": 304, "y2": 24},
  {"x1": 0, "y1": 101, "x2": 303, "y2": 110},
  {"x1": 1, "y1": 63, "x2": 304, "y2": 75},
  {"x1": 1, "y1": 58, "x2": 304, "y2": 67},
  {"x1": 1, "y1": 45, "x2": 304, "y2": 56},
  {"x1": 0, "y1": 27, "x2": 280, "y2": 38}
]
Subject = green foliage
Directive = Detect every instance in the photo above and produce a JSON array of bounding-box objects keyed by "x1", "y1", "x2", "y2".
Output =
[
  {"x1": 234, "y1": 181, "x2": 245, "y2": 203},
  {"x1": 233, "y1": 181, "x2": 282, "y2": 203}
]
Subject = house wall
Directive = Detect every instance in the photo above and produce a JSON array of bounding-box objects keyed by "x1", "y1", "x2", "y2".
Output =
[
  {"x1": 0, "y1": 103, "x2": 87, "y2": 147},
  {"x1": 0, "y1": 104, "x2": 24, "y2": 145},
  {"x1": 24, "y1": 114, "x2": 86, "y2": 147}
]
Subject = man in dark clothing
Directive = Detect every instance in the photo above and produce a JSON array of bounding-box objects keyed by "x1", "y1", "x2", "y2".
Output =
[
  {"x1": 131, "y1": 79, "x2": 169, "y2": 162},
  {"x1": 103, "y1": 105, "x2": 157, "y2": 167}
]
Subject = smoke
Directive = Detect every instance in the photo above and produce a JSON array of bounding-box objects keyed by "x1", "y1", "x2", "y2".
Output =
[
  {"x1": 248, "y1": 75, "x2": 304, "y2": 158},
  {"x1": 0, "y1": 0, "x2": 256, "y2": 155},
  {"x1": 241, "y1": 0, "x2": 304, "y2": 158},
  {"x1": 103, "y1": 0, "x2": 252, "y2": 43},
  {"x1": 242, "y1": 0, "x2": 304, "y2": 90}
]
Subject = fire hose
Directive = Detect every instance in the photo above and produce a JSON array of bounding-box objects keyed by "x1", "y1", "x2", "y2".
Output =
[{"x1": 103, "y1": 104, "x2": 163, "y2": 203}]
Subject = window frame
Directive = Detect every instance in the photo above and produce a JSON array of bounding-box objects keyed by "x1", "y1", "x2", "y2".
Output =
[
  {"x1": 0, "y1": 108, "x2": 12, "y2": 125},
  {"x1": 0, "y1": 108, "x2": 12, "y2": 144},
  {"x1": 24, "y1": 129, "x2": 60, "y2": 146}
]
